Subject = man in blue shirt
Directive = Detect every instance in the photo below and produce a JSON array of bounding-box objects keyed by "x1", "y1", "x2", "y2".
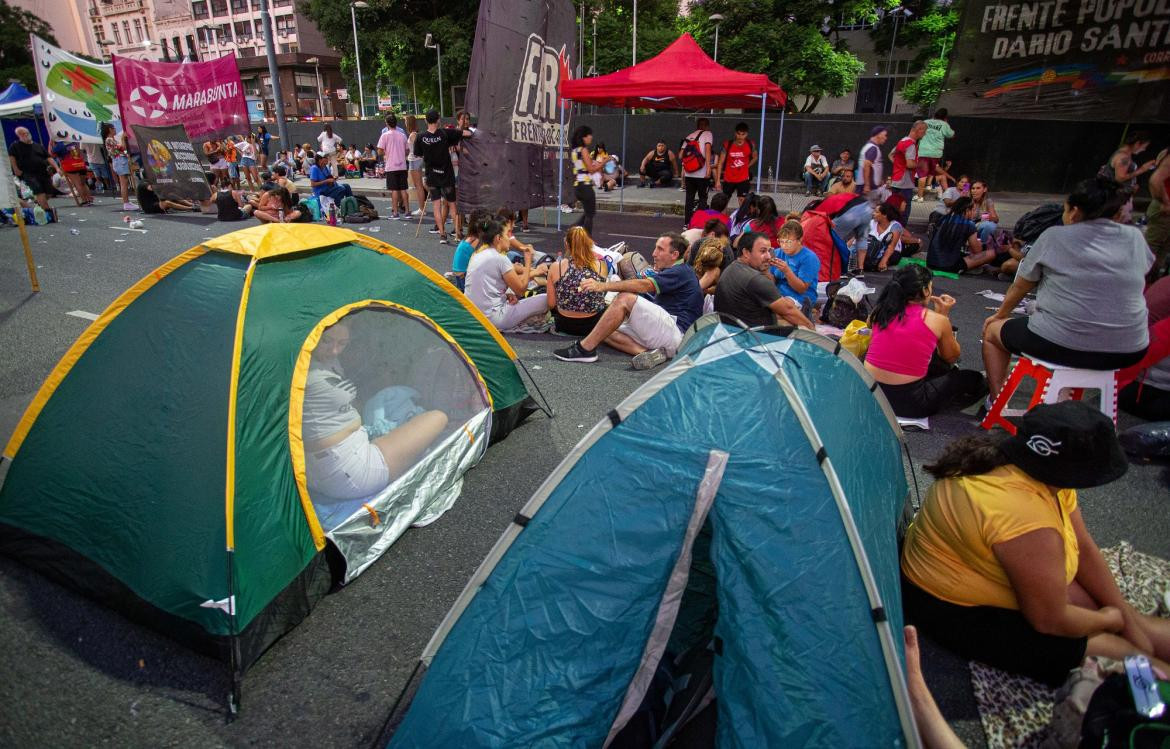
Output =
[
  {"x1": 770, "y1": 221, "x2": 820, "y2": 315},
  {"x1": 308, "y1": 153, "x2": 353, "y2": 203},
  {"x1": 554, "y1": 233, "x2": 703, "y2": 370}
]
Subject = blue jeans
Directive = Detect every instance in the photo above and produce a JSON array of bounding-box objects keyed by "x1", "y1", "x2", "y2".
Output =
[
  {"x1": 977, "y1": 220, "x2": 998, "y2": 245},
  {"x1": 834, "y1": 202, "x2": 873, "y2": 247},
  {"x1": 316, "y1": 182, "x2": 353, "y2": 202},
  {"x1": 804, "y1": 172, "x2": 829, "y2": 193}
]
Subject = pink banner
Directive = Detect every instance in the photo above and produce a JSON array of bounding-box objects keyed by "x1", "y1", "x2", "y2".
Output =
[{"x1": 113, "y1": 54, "x2": 249, "y2": 145}]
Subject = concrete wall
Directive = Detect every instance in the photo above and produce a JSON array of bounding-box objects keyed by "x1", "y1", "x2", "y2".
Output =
[{"x1": 578, "y1": 112, "x2": 1140, "y2": 195}]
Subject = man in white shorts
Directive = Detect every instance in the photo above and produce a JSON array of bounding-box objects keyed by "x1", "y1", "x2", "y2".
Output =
[{"x1": 554, "y1": 233, "x2": 704, "y2": 370}]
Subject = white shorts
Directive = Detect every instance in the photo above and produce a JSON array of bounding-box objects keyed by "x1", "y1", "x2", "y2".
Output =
[
  {"x1": 305, "y1": 427, "x2": 390, "y2": 501},
  {"x1": 618, "y1": 297, "x2": 683, "y2": 356}
]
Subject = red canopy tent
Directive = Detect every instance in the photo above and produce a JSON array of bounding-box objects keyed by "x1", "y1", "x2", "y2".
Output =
[
  {"x1": 556, "y1": 34, "x2": 787, "y2": 219},
  {"x1": 560, "y1": 34, "x2": 785, "y2": 110}
]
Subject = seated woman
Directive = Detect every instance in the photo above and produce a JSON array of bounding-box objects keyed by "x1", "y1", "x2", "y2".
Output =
[
  {"x1": 982, "y1": 177, "x2": 1152, "y2": 398},
  {"x1": 926, "y1": 196, "x2": 996, "y2": 275},
  {"x1": 901, "y1": 402, "x2": 1170, "y2": 686},
  {"x1": 545, "y1": 226, "x2": 608, "y2": 337},
  {"x1": 254, "y1": 187, "x2": 307, "y2": 223},
  {"x1": 858, "y1": 203, "x2": 904, "y2": 273},
  {"x1": 970, "y1": 179, "x2": 1000, "y2": 246},
  {"x1": 747, "y1": 195, "x2": 781, "y2": 247},
  {"x1": 303, "y1": 319, "x2": 449, "y2": 501},
  {"x1": 136, "y1": 181, "x2": 197, "y2": 214},
  {"x1": 465, "y1": 218, "x2": 550, "y2": 332},
  {"x1": 864, "y1": 265, "x2": 985, "y2": 418}
]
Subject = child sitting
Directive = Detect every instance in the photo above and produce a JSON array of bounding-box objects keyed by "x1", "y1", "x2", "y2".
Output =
[{"x1": 770, "y1": 220, "x2": 820, "y2": 317}]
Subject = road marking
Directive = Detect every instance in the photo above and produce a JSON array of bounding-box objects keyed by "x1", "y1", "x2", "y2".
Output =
[
  {"x1": 108, "y1": 226, "x2": 148, "y2": 233},
  {"x1": 67, "y1": 310, "x2": 100, "y2": 321}
]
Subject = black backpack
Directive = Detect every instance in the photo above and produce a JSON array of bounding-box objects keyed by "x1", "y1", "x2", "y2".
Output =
[
  {"x1": 820, "y1": 281, "x2": 873, "y2": 328},
  {"x1": 354, "y1": 194, "x2": 379, "y2": 220},
  {"x1": 1013, "y1": 203, "x2": 1064, "y2": 243}
]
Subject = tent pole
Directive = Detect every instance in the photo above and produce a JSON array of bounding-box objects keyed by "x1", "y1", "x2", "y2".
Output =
[
  {"x1": 620, "y1": 109, "x2": 627, "y2": 213},
  {"x1": 557, "y1": 96, "x2": 566, "y2": 231},
  {"x1": 755, "y1": 90, "x2": 766, "y2": 193},
  {"x1": 774, "y1": 108, "x2": 786, "y2": 193}
]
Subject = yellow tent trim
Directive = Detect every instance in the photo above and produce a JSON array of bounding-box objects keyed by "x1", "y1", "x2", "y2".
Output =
[
  {"x1": 223, "y1": 257, "x2": 258, "y2": 552},
  {"x1": 198, "y1": 223, "x2": 362, "y2": 260},
  {"x1": 2, "y1": 247, "x2": 209, "y2": 460},
  {"x1": 287, "y1": 300, "x2": 493, "y2": 552},
  {"x1": 199, "y1": 224, "x2": 518, "y2": 361},
  {"x1": 348, "y1": 235, "x2": 519, "y2": 361}
]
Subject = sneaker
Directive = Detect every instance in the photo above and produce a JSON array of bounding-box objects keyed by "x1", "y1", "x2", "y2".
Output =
[
  {"x1": 389, "y1": 213, "x2": 400, "y2": 220},
  {"x1": 912, "y1": 195, "x2": 925, "y2": 202},
  {"x1": 439, "y1": 235, "x2": 450, "y2": 245},
  {"x1": 410, "y1": 208, "x2": 424, "y2": 217},
  {"x1": 554, "y1": 341, "x2": 598, "y2": 363},
  {"x1": 632, "y1": 347, "x2": 668, "y2": 370},
  {"x1": 122, "y1": 202, "x2": 139, "y2": 211},
  {"x1": 996, "y1": 271, "x2": 1014, "y2": 282},
  {"x1": 428, "y1": 226, "x2": 441, "y2": 234}
]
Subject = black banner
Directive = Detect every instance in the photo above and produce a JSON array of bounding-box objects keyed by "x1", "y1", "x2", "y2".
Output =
[
  {"x1": 938, "y1": 0, "x2": 1170, "y2": 122},
  {"x1": 130, "y1": 124, "x2": 212, "y2": 201},
  {"x1": 458, "y1": 0, "x2": 576, "y2": 212}
]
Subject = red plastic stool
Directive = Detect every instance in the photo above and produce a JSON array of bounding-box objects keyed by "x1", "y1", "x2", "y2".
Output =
[{"x1": 981, "y1": 356, "x2": 1119, "y2": 435}]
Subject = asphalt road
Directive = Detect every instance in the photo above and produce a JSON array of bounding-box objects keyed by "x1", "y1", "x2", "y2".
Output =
[{"x1": 0, "y1": 196, "x2": 1167, "y2": 748}]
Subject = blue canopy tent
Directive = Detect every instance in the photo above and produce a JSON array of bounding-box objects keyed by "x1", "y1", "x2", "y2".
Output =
[
  {"x1": 0, "y1": 82, "x2": 49, "y2": 147},
  {"x1": 381, "y1": 317, "x2": 922, "y2": 747}
]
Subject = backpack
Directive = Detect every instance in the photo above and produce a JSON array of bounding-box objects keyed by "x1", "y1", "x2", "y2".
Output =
[
  {"x1": 680, "y1": 131, "x2": 707, "y2": 173},
  {"x1": 722, "y1": 138, "x2": 753, "y2": 160},
  {"x1": 820, "y1": 280, "x2": 873, "y2": 329},
  {"x1": 338, "y1": 195, "x2": 360, "y2": 218},
  {"x1": 354, "y1": 194, "x2": 379, "y2": 220},
  {"x1": 1013, "y1": 203, "x2": 1064, "y2": 243}
]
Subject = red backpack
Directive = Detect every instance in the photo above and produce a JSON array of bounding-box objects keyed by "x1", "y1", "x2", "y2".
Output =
[{"x1": 680, "y1": 131, "x2": 707, "y2": 172}]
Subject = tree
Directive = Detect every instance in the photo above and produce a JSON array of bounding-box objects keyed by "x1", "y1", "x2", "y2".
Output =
[
  {"x1": 870, "y1": 0, "x2": 960, "y2": 110},
  {"x1": 0, "y1": 0, "x2": 57, "y2": 90},
  {"x1": 678, "y1": 0, "x2": 878, "y2": 112},
  {"x1": 299, "y1": 0, "x2": 478, "y2": 114}
]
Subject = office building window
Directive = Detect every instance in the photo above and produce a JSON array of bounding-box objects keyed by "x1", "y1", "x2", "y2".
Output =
[
  {"x1": 133, "y1": 19, "x2": 143, "y2": 43},
  {"x1": 219, "y1": 23, "x2": 233, "y2": 43},
  {"x1": 112, "y1": 24, "x2": 122, "y2": 45},
  {"x1": 232, "y1": 0, "x2": 248, "y2": 12},
  {"x1": 192, "y1": 1, "x2": 208, "y2": 20},
  {"x1": 210, "y1": 0, "x2": 228, "y2": 16},
  {"x1": 234, "y1": 20, "x2": 252, "y2": 40}
]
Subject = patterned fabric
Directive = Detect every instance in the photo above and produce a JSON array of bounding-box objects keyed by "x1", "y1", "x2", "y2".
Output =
[
  {"x1": 969, "y1": 542, "x2": 1170, "y2": 749},
  {"x1": 554, "y1": 260, "x2": 607, "y2": 314},
  {"x1": 572, "y1": 147, "x2": 591, "y2": 185}
]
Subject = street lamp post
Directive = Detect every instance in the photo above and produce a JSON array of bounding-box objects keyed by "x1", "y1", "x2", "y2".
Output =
[
  {"x1": 709, "y1": 13, "x2": 724, "y2": 62},
  {"x1": 882, "y1": 7, "x2": 912, "y2": 114},
  {"x1": 306, "y1": 56, "x2": 324, "y2": 118},
  {"x1": 425, "y1": 33, "x2": 444, "y2": 118},
  {"x1": 350, "y1": 1, "x2": 369, "y2": 118},
  {"x1": 632, "y1": 0, "x2": 637, "y2": 65}
]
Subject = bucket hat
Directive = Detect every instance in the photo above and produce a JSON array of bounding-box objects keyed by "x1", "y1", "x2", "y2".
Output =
[{"x1": 998, "y1": 401, "x2": 1128, "y2": 489}]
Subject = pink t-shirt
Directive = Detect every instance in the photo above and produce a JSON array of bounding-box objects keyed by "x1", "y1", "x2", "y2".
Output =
[{"x1": 377, "y1": 129, "x2": 408, "y2": 171}]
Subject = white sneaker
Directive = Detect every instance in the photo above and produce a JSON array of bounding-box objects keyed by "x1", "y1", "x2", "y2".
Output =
[
  {"x1": 410, "y1": 208, "x2": 423, "y2": 217},
  {"x1": 632, "y1": 347, "x2": 668, "y2": 370},
  {"x1": 912, "y1": 195, "x2": 924, "y2": 202},
  {"x1": 122, "y1": 202, "x2": 139, "y2": 211}
]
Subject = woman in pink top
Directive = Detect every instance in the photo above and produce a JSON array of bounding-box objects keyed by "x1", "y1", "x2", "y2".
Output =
[{"x1": 864, "y1": 264, "x2": 985, "y2": 418}]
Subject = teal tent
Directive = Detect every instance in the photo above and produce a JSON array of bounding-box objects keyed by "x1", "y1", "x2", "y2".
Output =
[{"x1": 382, "y1": 317, "x2": 920, "y2": 747}]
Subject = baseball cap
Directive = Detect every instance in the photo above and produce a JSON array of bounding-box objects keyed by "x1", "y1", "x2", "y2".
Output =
[
  {"x1": 998, "y1": 401, "x2": 1128, "y2": 489},
  {"x1": 809, "y1": 144, "x2": 822, "y2": 151}
]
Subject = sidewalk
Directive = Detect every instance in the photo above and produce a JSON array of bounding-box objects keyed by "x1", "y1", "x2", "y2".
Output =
[{"x1": 291, "y1": 174, "x2": 1063, "y2": 232}]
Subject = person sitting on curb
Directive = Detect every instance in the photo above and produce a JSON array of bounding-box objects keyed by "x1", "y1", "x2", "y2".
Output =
[
  {"x1": 714, "y1": 232, "x2": 815, "y2": 330},
  {"x1": 554, "y1": 233, "x2": 703, "y2": 370},
  {"x1": 308, "y1": 152, "x2": 353, "y2": 204},
  {"x1": 803, "y1": 145, "x2": 830, "y2": 196},
  {"x1": 901, "y1": 401, "x2": 1170, "y2": 687},
  {"x1": 925, "y1": 196, "x2": 997, "y2": 275},
  {"x1": 638, "y1": 141, "x2": 678, "y2": 188}
]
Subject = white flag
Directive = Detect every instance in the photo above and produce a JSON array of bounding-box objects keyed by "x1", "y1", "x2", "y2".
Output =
[{"x1": 31, "y1": 34, "x2": 122, "y2": 143}]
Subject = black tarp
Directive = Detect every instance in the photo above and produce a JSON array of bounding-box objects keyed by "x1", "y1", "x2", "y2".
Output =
[
  {"x1": 938, "y1": 0, "x2": 1170, "y2": 122},
  {"x1": 131, "y1": 124, "x2": 212, "y2": 201},
  {"x1": 457, "y1": 0, "x2": 576, "y2": 212}
]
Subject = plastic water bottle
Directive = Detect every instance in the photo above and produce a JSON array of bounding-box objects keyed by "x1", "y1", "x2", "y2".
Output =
[
  {"x1": 327, "y1": 203, "x2": 337, "y2": 226},
  {"x1": 767, "y1": 166, "x2": 775, "y2": 189},
  {"x1": 32, "y1": 205, "x2": 47, "y2": 225},
  {"x1": 277, "y1": 207, "x2": 285, "y2": 223}
]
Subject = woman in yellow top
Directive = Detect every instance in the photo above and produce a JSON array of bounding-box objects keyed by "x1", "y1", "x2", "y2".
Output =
[{"x1": 901, "y1": 401, "x2": 1170, "y2": 686}]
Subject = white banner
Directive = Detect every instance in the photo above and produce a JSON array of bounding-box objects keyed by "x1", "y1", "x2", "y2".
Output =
[{"x1": 31, "y1": 34, "x2": 123, "y2": 143}]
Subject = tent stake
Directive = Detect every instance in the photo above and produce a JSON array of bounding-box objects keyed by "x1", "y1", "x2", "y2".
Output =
[{"x1": 755, "y1": 90, "x2": 766, "y2": 194}]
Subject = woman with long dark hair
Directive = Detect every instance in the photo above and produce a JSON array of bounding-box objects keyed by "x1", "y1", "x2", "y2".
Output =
[
  {"x1": 747, "y1": 195, "x2": 781, "y2": 247},
  {"x1": 982, "y1": 176, "x2": 1151, "y2": 397},
  {"x1": 102, "y1": 122, "x2": 135, "y2": 211},
  {"x1": 901, "y1": 401, "x2": 1170, "y2": 686},
  {"x1": 864, "y1": 264, "x2": 984, "y2": 417},
  {"x1": 464, "y1": 218, "x2": 549, "y2": 332},
  {"x1": 570, "y1": 125, "x2": 603, "y2": 233},
  {"x1": 925, "y1": 195, "x2": 996, "y2": 274},
  {"x1": 859, "y1": 203, "x2": 904, "y2": 273},
  {"x1": 729, "y1": 192, "x2": 759, "y2": 239},
  {"x1": 255, "y1": 125, "x2": 271, "y2": 168}
]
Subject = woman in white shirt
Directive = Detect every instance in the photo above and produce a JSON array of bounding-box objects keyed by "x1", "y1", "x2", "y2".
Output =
[
  {"x1": 859, "y1": 203, "x2": 904, "y2": 272},
  {"x1": 237, "y1": 133, "x2": 260, "y2": 190},
  {"x1": 465, "y1": 219, "x2": 549, "y2": 332}
]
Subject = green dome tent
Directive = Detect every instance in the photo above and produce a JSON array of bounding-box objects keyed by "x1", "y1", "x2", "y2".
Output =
[
  {"x1": 382, "y1": 318, "x2": 919, "y2": 747},
  {"x1": 0, "y1": 224, "x2": 537, "y2": 701}
]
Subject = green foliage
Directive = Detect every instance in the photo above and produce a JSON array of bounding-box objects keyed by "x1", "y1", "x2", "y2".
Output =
[
  {"x1": 900, "y1": 56, "x2": 947, "y2": 107},
  {"x1": 299, "y1": 0, "x2": 477, "y2": 113},
  {"x1": 0, "y1": 0, "x2": 57, "y2": 90},
  {"x1": 870, "y1": 0, "x2": 961, "y2": 110}
]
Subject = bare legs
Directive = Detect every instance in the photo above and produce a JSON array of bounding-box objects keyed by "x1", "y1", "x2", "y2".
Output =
[
  {"x1": 409, "y1": 169, "x2": 426, "y2": 214},
  {"x1": 1069, "y1": 580, "x2": 1170, "y2": 673},
  {"x1": 373, "y1": 410, "x2": 449, "y2": 478}
]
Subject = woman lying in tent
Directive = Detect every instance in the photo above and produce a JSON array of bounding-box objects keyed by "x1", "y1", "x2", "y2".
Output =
[
  {"x1": 900, "y1": 401, "x2": 1170, "y2": 687},
  {"x1": 302, "y1": 319, "x2": 449, "y2": 502}
]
